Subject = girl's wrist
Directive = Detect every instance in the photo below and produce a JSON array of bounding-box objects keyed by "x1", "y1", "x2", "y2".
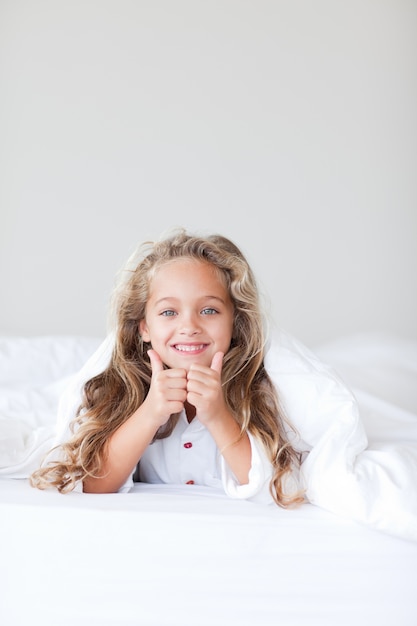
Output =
[
  {"x1": 205, "y1": 409, "x2": 244, "y2": 451},
  {"x1": 219, "y1": 433, "x2": 244, "y2": 456},
  {"x1": 134, "y1": 399, "x2": 171, "y2": 430}
]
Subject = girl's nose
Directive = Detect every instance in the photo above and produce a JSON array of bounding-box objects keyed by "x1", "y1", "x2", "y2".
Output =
[{"x1": 179, "y1": 313, "x2": 201, "y2": 335}]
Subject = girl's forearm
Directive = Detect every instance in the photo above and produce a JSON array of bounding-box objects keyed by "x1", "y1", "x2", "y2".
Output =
[
  {"x1": 207, "y1": 412, "x2": 252, "y2": 485},
  {"x1": 83, "y1": 408, "x2": 159, "y2": 494}
]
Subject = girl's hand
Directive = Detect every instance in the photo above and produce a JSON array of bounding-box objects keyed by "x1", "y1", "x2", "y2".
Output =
[
  {"x1": 144, "y1": 349, "x2": 188, "y2": 427},
  {"x1": 186, "y1": 352, "x2": 227, "y2": 425}
]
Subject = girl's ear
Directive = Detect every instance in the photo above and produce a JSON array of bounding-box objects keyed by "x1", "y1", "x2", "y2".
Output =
[{"x1": 139, "y1": 319, "x2": 150, "y2": 342}]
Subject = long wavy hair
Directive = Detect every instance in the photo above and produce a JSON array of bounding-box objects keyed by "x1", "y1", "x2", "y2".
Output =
[{"x1": 30, "y1": 229, "x2": 304, "y2": 507}]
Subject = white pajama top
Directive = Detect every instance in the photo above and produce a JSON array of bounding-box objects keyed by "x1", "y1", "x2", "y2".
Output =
[{"x1": 120, "y1": 409, "x2": 275, "y2": 503}]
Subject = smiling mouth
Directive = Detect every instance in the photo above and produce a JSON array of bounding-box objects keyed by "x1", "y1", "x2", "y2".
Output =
[{"x1": 173, "y1": 344, "x2": 207, "y2": 352}]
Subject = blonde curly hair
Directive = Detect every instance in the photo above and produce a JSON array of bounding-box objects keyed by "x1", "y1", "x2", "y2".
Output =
[{"x1": 30, "y1": 229, "x2": 304, "y2": 507}]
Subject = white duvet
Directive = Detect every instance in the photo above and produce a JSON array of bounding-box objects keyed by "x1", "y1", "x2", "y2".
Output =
[{"x1": 1, "y1": 330, "x2": 416, "y2": 542}]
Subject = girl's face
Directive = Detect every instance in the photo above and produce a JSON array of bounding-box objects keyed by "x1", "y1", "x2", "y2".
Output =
[{"x1": 139, "y1": 259, "x2": 234, "y2": 370}]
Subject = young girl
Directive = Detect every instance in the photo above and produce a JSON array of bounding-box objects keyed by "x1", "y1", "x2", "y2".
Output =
[{"x1": 30, "y1": 229, "x2": 304, "y2": 507}]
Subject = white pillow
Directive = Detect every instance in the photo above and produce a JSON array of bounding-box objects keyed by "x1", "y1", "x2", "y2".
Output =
[{"x1": 0, "y1": 335, "x2": 102, "y2": 388}]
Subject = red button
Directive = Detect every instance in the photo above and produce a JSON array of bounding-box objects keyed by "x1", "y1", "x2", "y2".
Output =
[
  {"x1": 186, "y1": 480, "x2": 195, "y2": 485},
  {"x1": 184, "y1": 442, "x2": 193, "y2": 449}
]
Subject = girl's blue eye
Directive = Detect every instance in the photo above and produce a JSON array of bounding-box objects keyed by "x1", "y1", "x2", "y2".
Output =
[
  {"x1": 161, "y1": 310, "x2": 176, "y2": 317},
  {"x1": 201, "y1": 308, "x2": 217, "y2": 315}
]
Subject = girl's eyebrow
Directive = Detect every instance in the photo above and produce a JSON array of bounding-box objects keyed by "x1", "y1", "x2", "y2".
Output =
[
  {"x1": 153, "y1": 297, "x2": 177, "y2": 307},
  {"x1": 154, "y1": 295, "x2": 226, "y2": 306}
]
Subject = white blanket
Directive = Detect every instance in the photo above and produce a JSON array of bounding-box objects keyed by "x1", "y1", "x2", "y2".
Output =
[
  {"x1": 1, "y1": 331, "x2": 416, "y2": 542},
  {"x1": 267, "y1": 331, "x2": 417, "y2": 541}
]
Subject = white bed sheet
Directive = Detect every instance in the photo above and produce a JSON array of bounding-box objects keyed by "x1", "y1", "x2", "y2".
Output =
[{"x1": 1, "y1": 479, "x2": 416, "y2": 626}]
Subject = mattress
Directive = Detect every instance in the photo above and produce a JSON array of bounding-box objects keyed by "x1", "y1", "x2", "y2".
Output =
[{"x1": 1, "y1": 478, "x2": 416, "y2": 626}]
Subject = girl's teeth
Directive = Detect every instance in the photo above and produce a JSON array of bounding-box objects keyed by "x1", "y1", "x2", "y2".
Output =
[{"x1": 176, "y1": 344, "x2": 204, "y2": 352}]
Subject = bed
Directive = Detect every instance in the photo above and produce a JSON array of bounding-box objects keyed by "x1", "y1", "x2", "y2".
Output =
[{"x1": 1, "y1": 331, "x2": 417, "y2": 626}]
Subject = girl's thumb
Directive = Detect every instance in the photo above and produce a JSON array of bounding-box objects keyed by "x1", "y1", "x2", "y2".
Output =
[
  {"x1": 147, "y1": 349, "x2": 164, "y2": 375},
  {"x1": 210, "y1": 351, "x2": 224, "y2": 374}
]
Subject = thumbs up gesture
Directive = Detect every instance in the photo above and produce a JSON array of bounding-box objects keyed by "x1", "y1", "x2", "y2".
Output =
[
  {"x1": 186, "y1": 352, "x2": 226, "y2": 425},
  {"x1": 144, "y1": 349, "x2": 188, "y2": 427}
]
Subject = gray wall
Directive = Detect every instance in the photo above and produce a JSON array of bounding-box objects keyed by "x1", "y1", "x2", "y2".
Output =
[{"x1": 1, "y1": 0, "x2": 416, "y2": 347}]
